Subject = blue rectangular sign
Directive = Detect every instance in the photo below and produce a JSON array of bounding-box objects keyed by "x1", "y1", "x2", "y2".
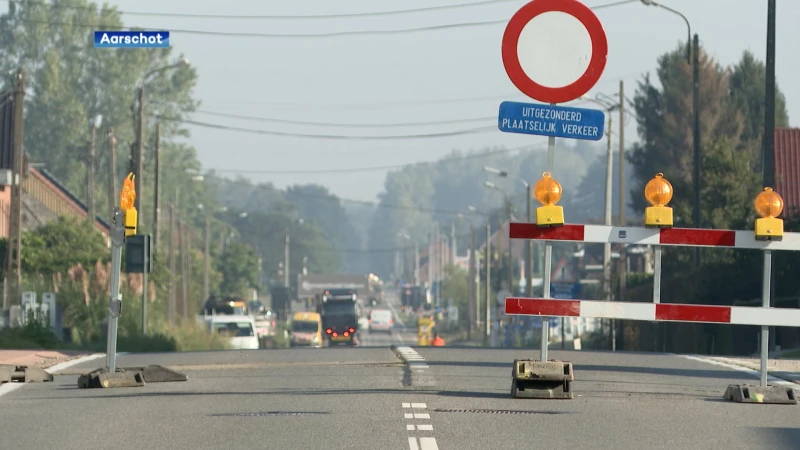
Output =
[
  {"x1": 94, "y1": 31, "x2": 170, "y2": 48},
  {"x1": 549, "y1": 282, "x2": 581, "y2": 300},
  {"x1": 498, "y1": 101, "x2": 605, "y2": 141}
]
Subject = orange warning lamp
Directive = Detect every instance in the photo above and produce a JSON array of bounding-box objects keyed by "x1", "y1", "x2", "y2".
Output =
[
  {"x1": 533, "y1": 172, "x2": 564, "y2": 227},
  {"x1": 644, "y1": 173, "x2": 673, "y2": 228},
  {"x1": 754, "y1": 187, "x2": 783, "y2": 241},
  {"x1": 119, "y1": 172, "x2": 138, "y2": 236}
]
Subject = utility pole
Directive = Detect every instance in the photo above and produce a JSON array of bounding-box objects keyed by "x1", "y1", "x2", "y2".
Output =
[
  {"x1": 183, "y1": 223, "x2": 190, "y2": 319},
  {"x1": 177, "y1": 215, "x2": 185, "y2": 319},
  {"x1": 763, "y1": 1, "x2": 776, "y2": 188},
  {"x1": 153, "y1": 123, "x2": 161, "y2": 255},
  {"x1": 603, "y1": 111, "x2": 614, "y2": 350},
  {"x1": 451, "y1": 222, "x2": 456, "y2": 265},
  {"x1": 526, "y1": 183, "x2": 533, "y2": 298},
  {"x1": 484, "y1": 222, "x2": 491, "y2": 345},
  {"x1": 468, "y1": 225, "x2": 476, "y2": 340},
  {"x1": 5, "y1": 69, "x2": 24, "y2": 306},
  {"x1": 133, "y1": 87, "x2": 144, "y2": 223},
  {"x1": 284, "y1": 231, "x2": 290, "y2": 288},
  {"x1": 427, "y1": 225, "x2": 433, "y2": 292},
  {"x1": 505, "y1": 199, "x2": 513, "y2": 297},
  {"x1": 168, "y1": 202, "x2": 176, "y2": 323},
  {"x1": 107, "y1": 128, "x2": 117, "y2": 222},
  {"x1": 617, "y1": 80, "x2": 626, "y2": 352},
  {"x1": 204, "y1": 215, "x2": 210, "y2": 302},
  {"x1": 692, "y1": 33, "x2": 701, "y2": 268},
  {"x1": 413, "y1": 243, "x2": 419, "y2": 285},
  {"x1": 87, "y1": 118, "x2": 98, "y2": 225}
]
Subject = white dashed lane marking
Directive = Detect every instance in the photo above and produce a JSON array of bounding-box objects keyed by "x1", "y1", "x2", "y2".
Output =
[{"x1": 401, "y1": 401, "x2": 439, "y2": 449}]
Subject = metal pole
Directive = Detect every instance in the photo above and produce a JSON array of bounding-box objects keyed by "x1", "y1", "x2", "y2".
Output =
[
  {"x1": 142, "y1": 235, "x2": 148, "y2": 336},
  {"x1": 105, "y1": 209, "x2": 124, "y2": 373},
  {"x1": 168, "y1": 202, "x2": 176, "y2": 323},
  {"x1": 692, "y1": 33, "x2": 701, "y2": 268},
  {"x1": 414, "y1": 244, "x2": 419, "y2": 285},
  {"x1": 485, "y1": 222, "x2": 491, "y2": 344},
  {"x1": 134, "y1": 87, "x2": 144, "y2": 224},
  {"x1": 653, "y1": 247, "x2": 662, "y2": 304},
  {"x1": 87, "y1": 123, "x2": 96, "y2": 225},
  {"x1": 183, "y1": 227, "x2": 190, "y2": 319},
  {"x1": 177, "y1": 216, "x2": 185, "y2": 319},
  {"x1": 469, "y1": 226, "x2": 476, "y2": 339},
  {"x1": 526, "y1": 184, "x2": 533, "y2": 298},
  {"x1": 427, "y1": 225, "x2": 433, "y2": 291},
  {"x1": 618, "y1": 80, "x2": 626, "y2": 352},
  {"x1": 604, "y1": 113, "x2": 615, "y2": 351},
  {"x1": 763, "y1": 0, "x2": 776, "y2": 187},
  {"x1": 107, "y1": 128, "x2": 117, "y2": 223},
  {"x1": 760, "y1": 250, "x2": 772, "y2": 387},
  {"x1": 284, "y1": 231, "x2": 290, "y2": 287},
  {"x1": 153, "y1": 124, "x2": 161, "y2": 254},
  {"x1": 540, "y1": 129, "x2": 556, "y2": 361},
  {"x1": 451, "y1": 222, "x2": 456, "y2": 264},
  {"x1": 204, "y1": 216, "x2": 210, "y2": 302}
]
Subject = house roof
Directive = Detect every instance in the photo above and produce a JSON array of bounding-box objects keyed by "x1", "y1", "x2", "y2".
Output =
[
  {"x1": 28, "y1": 167, "x2": 110, "y2": 233},
  {"x1": 775, "y1": 128, "x2": 800, "y2": 218}
]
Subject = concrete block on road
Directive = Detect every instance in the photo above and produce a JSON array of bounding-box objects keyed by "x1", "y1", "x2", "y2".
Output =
[
  {"x1": 512, "y1": 359, "x2": 574, "y2": 381},
  {"x1": 77, "y1": 368, "x2": 145, "y2": 389},
  {"x1": 510, "y1": 360, "x2": 574, "y2": 400},
  {"x1": 118, "y1": 365, "x2": 188, "y2": 383},
  {"x1": 724, "y1": 384, "x2": 797, "y2": 405},
  {"x1": 0, "y1": 365, "x2": 54, "y2": 383}
]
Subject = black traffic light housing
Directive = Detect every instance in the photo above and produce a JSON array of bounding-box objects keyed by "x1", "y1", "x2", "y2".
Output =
[{"x1": 125, "y1": 234, "x2": 152, "y2": 274}]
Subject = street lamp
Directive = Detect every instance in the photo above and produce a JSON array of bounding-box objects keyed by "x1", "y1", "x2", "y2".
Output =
[
  {"x1": 132, "y1": 57, "x2": 191, "y2": 225},
  {"x1": 639, "y1": 0, "x2": 699, "y2": 267},
  {"x1": 483, "y1": 166, "x2": 534, "y2": 299}
]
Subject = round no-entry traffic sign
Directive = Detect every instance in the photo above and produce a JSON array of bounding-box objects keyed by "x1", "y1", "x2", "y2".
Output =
[{"x1": 502, "y1": 0, "x2": 608, "y2": 104}]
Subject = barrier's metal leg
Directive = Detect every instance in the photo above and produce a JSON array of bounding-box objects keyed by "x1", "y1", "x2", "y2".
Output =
[
  {"x1": 540, "y1": 242, "x2": 553, "y2": 362},
  {"x1": 760, "y1": 250, "x2": 772, "y2": 387},
  {"x1": 652, "y1": 245, "x2": 662, "y2": 304}
]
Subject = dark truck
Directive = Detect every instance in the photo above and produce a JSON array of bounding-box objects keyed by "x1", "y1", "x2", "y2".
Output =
[{"x1": 316, "y1": 288, "x2": 361, "y2": 346}]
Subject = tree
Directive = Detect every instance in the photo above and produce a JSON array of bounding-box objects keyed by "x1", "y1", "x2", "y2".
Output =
[
  {"x1": 0, "y1": 0, "x2": 201, "y2": 233},
  {"x1": 22, "y1": 217, "x2": 109, "y2": 276},
  {"x1": 627, "y1": 43, "x2": 745, "y2": 224},
  {"x1": 728, "y1": 50, "x2": 790, "y2": 145},
  {"x1": 222, "y1": 209, "x2": 341, "y2": 283},
  {"x1": 284, "y1": 184, "x2": 350, "y2": 249},
  {"x1": 440, "y1": 264, "x2": 469, "y2": 330},
  {"x1": 215, "y1": 241, "x2": 258, "y2": 298}
]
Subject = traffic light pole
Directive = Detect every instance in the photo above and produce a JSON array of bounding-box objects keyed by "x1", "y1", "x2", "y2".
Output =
[{"x1": 105, "y1": 208, "x2": 125, "y2": 373}]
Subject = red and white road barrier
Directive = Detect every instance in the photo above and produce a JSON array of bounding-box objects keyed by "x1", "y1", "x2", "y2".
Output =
[
  {"x1": 505, "y1": 297, "x2": 800, "y2": 328},
  {"x1": 509, "y1": 223, "x2": 800, "y2": 251}
]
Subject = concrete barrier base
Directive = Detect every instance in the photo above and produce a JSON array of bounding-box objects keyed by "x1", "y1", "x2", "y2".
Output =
[
  {"x1": 510, "y1": 359, "x2": 574, "y2": 399},
  {"x1": 724, "y1": 384, "x2": 797, "y2": 405}
]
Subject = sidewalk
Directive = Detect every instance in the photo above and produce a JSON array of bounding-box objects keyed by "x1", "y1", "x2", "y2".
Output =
[
  {"x1": 706, "y1": 356, "x2": 800, "y2": 384},
  {"x1": 0, "y1": 350, "x2": 94, "y2": 369}
]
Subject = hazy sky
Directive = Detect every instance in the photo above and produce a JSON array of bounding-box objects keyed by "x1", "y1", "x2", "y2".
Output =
[{"x1": 13, "y1": 0, "x2": 800, "y2": 201}]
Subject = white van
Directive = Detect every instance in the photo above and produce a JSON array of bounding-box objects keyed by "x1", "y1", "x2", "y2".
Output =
[{"x1": 206, "y1": 315, "x2": 259, "y2": 350}]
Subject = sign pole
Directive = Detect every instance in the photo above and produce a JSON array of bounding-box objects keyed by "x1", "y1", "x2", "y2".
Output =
[
  {"x1": 105, "y1": 208, "x2": 125, "y2": 373},
  {"x1": 540, "y1": 130, "x2": 557, "y2": 361}
]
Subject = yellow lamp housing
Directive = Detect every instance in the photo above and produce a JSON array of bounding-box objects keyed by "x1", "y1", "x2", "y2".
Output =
[
  {"x1": 754, "y1": 187, "x2": 784, "y2": 241},
  {"x1": 123, "y1": 208, "x2": 138, "y2": 237},
  {"x1": 643, "y1": 173, "x2": 674, "y2": 228},
  {"x1": 533, "y1": 172, "x2": 564, "y2": 227}
]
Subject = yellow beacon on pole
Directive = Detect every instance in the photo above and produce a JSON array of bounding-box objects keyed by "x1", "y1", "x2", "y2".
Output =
[
  {"x1": 534, "y1": 172, "x2": 564, "y2": 227},
  {"x1": 644, "y1": 173, "x2": 673, "y2": 228},
  {"x1": 120, "y1": 173, "x2": 137, "y2": 237},
  {"x1": 754, "y1": 187, "x2": 783, "y2": 241}
]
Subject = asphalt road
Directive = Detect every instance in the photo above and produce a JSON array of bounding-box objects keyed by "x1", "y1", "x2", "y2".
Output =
[{"x1": 2, "y1": 295, "x2": 799, "y2": 449}]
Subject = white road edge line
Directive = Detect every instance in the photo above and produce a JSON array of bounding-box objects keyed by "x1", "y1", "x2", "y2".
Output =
[
  {"x1": 678, "y1": 355, "x2": 800, "y2": 390},
  {"x1": 0, "y1": 352, "x2": 127, "y2": 399}
]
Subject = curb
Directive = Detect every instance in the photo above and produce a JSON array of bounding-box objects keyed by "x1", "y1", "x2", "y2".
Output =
[{"x1": 678, "y1": 354, "x2": 800, "y2": 391}]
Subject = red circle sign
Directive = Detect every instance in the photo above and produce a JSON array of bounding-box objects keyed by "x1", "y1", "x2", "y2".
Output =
[{"x1": 502, "y1": 0, "x2": 608, "y2": 104}]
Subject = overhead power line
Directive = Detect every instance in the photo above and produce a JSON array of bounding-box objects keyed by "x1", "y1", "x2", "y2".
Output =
[
  {"x1": 15, "y1": 0, "x2": 635, "y2": 39},
  {"x1": 3, "y1": 0, "x2": 522, "y2": 20},
  {"x1": 189, "y1": 109, "x2": 495, "y2": 128},
  {"x1": 188, "y1": 142, "x2": 549, "y2": 175},
  {"x1": 156, "y1": 115, "x2": 496, "y2": 139}
]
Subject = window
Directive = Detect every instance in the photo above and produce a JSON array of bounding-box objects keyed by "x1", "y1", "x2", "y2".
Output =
[
  {"x1": 292, "y1": 321, "x2": 319, "y2": 332},
  {"x1": 322, "y1": 302, "x2": 356, "y2": 315},
  {"x1": 213, "y1": 322, "x2": 254, "y2": 337}
]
